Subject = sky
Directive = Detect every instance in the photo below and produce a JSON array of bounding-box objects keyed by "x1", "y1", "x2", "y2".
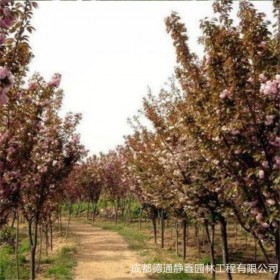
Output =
[{"x1": 29, "y1": 1, "x2": 273, "y2": 155}]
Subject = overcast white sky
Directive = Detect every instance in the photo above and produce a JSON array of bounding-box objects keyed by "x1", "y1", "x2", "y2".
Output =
[{"x1": 29, "y1": 1, "x2": 273, "y2": 155}]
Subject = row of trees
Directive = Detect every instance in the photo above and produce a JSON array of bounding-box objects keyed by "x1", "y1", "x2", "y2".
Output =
[
  {"x1": 63, "y1": 1, "x2": 279, "y2": 280},
  {"x1": 1, "y1": 0, "x2": 279, "y2": 279},
  {"x1": 0, "y1": 1, "x2": 86, "y2": 279}
]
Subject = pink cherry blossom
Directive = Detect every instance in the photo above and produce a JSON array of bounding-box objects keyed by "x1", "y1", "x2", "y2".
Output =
[
  {"x1": 0, "y1": 7, "x2": 15, "y2": 29},
  {"x1": 248, "y1": 200, "x2": 258, "y2": 207},
  {"x1": 7, "y1": 146, "x2": 15, "y2": 154},
  {"x1": 28, "y1": 81, "x2": 37, "y2": 90},
  {"x1": 247, "y1": 77, "x2": 253, "y2": 83},
  {"x1": 250, "y1": 208, "x2": 258, "y2": 215},
  {"x1": 48, "y1": 73, "x2": 61, "y2": 88},
  {"x1": 261, "y1": 222, "x2": 269, "y2": 228},
  {"x1": 0, "y1": 93, "x2": 8, "y2": 105},
  {"x1": 261, "y1": 161, "x2": 269, "y2": 169},
  {"x1": 258, "y1": 169, "x2": 265, "y2": 179},
  {"x1": 264, "y1": 115, "x2": 275, "y2": 126},
  {"x1": 256, "y1": 213, "x2": 263, "y2": 222},
  {"x1": 219, "y1": 89, "x2": 230, "y2": 99},
  {"x1": 259, "y1": 73, "x2": 267, "y2": 83},
  {"x1": 0, "y1": 66, "x2": 9, "y2": 79},
  {"x1": 274, "y1": 156, "x2": 280, "y2": 167},
  {"x1": 231, "y1": 130, "x2": 240, "y2": 136},
  {"x1": 267, "y1": 199, "x2": 275, "y2": 206},
  {"x1": 0, "y1": 32, "x2": 5, "y2": 44}
]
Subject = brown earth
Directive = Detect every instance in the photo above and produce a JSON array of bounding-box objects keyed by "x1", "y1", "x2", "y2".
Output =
[{"x1": 70, "y1": 221, "x2": 149, "y2": 280}]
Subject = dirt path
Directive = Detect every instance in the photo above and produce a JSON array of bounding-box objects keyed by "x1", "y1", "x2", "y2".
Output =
[{"x1": 70, "y1": 221, "x2": 149, "y2": 280}]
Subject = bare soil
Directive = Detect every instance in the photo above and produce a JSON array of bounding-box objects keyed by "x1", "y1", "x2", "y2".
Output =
[{"x1": 70, "y1": 221, "x2": 149, "y2": 280}]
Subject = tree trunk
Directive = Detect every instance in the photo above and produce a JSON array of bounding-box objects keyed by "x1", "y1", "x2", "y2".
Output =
[
  {"x1": 114, "y1": 200, "x2": 119, "y2": 225},
  {"x1": 205, "y1": 221, "x2": 216, "y2": 280},
  {"x1": 59, "y1": 207, "x2": 62, "y2": 234},
  {"x1": 161, "y1": 209, "x2": 165, "y2": 249},
  {"x1": 257, "y1": 239, "x2": 270, "y2": 265},
  {"x1": 15, "y1": 211, "x2": 20, "y2": 280},
  {"x1": 11, "y1": 211, "x2": 17, "y2": 229},
  {"x1": 202, "y1": 224, "x2": 206, "y2": 252},
  {"x1": 182, "y1": 219, "x2": 187, "y2": 260},
  {"x1": 254, "y1": 237, "x2": 257, "y2": 261},
  {"x1": 76, "y1": 200, "x2": 81, "y2": 217},
  {"x1": 195, "y1": 223, "x2": 201, "y2": 258},
  {"x1": 45, "y1": 224, "x2": 49, "y2": 256},
  {"x1": 234, "y1": 221, "x2": 238, "y2": 247},
  {"x1": 126, "y1": 199, "x2": 131, "y2": 223},
  {"x1": 175, "y1": 221, "x2": 179, "y2": 256},
  {"x1": 139, "y1": 208, "x2": 142, "y2": 230},
  {"x1": 120, "y1": 199, "x2": 125, "y2": 221},
  {"x1": 274, "y1": 228, "x2": 280, "y2": 280},
  {"x1": 37, "y1": 225, "x2": 43, "y2": 273},
  {"x1": 50, "y1": 221, "x2": 53, "y2": 251},
  {"x1": 86, "y1": 202, "x2": 90, "y2": 220},
  {"x1": 219, "y1": 217, "x2": 232, "y2": 280},
  {"x1": 28, "y1": 218, "x2": 39, "y2": 280},
  {"x1": 152, "y1": 217, "x2": 157, "y2": 244},
  {"x1": 65, "y1": 204, "x2": 72, "y2": 239},
  {"x1": 92, "y1": 202, "x2": 97, "y2": 224}
]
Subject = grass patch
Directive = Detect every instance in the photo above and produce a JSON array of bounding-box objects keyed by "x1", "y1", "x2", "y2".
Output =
[
  {"x1": 0, "y1": 244, "x2": 29, "y2": 280},
  {"x1": 95, "y1": 219, "x2": 207, "y2": 280},
  {"x1": 44, "y1": 246, "x2": 76, "y2": 280},
  {"x1": 99, "y1": 222, "x2": 146, "y2": 251},
  {"x1": 18, "y1": 238, "x2": 29, "y2": 254}
]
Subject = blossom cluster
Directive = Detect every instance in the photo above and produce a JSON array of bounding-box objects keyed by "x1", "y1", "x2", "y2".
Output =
[{"x1": 0, "y1": 66, "x2": 14, "y2": 105}]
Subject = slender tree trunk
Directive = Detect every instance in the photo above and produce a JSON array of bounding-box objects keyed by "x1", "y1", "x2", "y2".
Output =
[
  {"x1": 195, "y1": 223, "x2": 201, "y2": 258},
  {"x1": 170, "y1": 220, "x2": 173, "y2": 240},
  {"x1": 219, "y1": 217, "x2": 232, "y2": 280},
  {"x1": 92, "y1": 202, "x2": 97, "y2": 223},
  {"x1": 182, "y1": 219, "x2": 187, "y2": 260},
  {"x1": 59, "y1": 207, "x2": 62, "y2": 234},
  {"x1": 274, "y1": 228, "x2": 280, "y2": 280},
  {"x1": 254, "y1": 237, "x2": 257, "y2": 261},
  {"x1": 15, "y1": 211, "x2": 20, "y2": 280},
  {"x1": 245, "y1": 232, "x2": 248, "y2": 251},
  {"x1": 121, "y1": 199, "x2": 125, "y2": 221},
  {"x1": 28, "y1": 217, "x2": 39, "y2": 280},
  {"x1": 234, "y1": 221, "x2": 238, "y2": 247},
  {"x1": 114, "y1": 200, "x2": 119, "y2": 225},
  {"x1": 152, "y1": 217, "x2": 157, "y2": 244},
  {"x1": 50, "y1": 221, "x2": 53, "y2": 251},
  {"x1": 65, "y1": 204, "x2": 72, "y2": 239},
  {"x1": 257, "y1": 239, "x2": 270, "y2": 265},
  {"x1": 37, "y1": 225, "x2": 43, "y2": 273},
  {"x1": 11, "y1": 211, "x2": 17, "y2": 229},
  {"x1": 161, "y1": 209, "x2": 165, "y2": 249},
  {"x1": 139, "y1": 208, "x2": 142, "y2": 230},
  {"x1": 126, "y1": 199, "x2": 131, "y2": 223},
  {"x1": 45, "y1": 224, "x2": 49, "y2": 256},
  {"x1": 175, "y1": 220, "x2": 179, "y2": 256},
  {"x1": 86, "y1": 202, "x2": 90, "y2": 220},
  {"x1": 205, "y1": 221, "x2": 216, "y2": 280},
  {"x1": 202, "y1": 224, "x2": 206, "y2": 252}
]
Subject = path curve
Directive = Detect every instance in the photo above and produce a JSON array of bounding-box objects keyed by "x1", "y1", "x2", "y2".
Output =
[{"x1": 70, "y1": 221, "x2": 148, "y2": 280}]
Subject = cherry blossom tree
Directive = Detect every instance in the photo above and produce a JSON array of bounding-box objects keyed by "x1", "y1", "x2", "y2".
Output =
[{"x1": 165, "y1": 0, "x2": 280, "y2": 278}]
